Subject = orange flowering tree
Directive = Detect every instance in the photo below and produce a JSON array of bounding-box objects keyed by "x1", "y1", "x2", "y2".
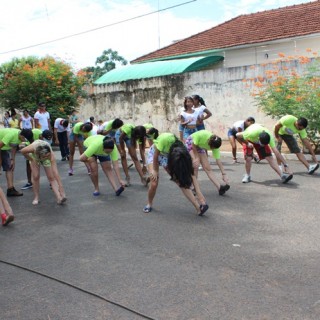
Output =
[
  {"x1": 0, "y1": 56, "x2": 87, "y2": 119},
  {"x1": 248, "y1": 50, "x2": 320, "y2": 151}
]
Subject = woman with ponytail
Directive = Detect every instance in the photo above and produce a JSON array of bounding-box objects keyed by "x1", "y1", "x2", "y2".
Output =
[
  {"x1": 185, "y1": 130, "x2": 230, "y2": 195},
  {"x1": 192, "y1": 95, "x2": 212, "y2": 131},
  {"x1": 143, "y1": 133, "x2": 209, "y2": 216},
  {"x1": 80, "y1": 135, "x2": 125, "y2": 197}
]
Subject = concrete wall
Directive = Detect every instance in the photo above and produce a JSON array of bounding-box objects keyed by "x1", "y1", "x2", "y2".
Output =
[{"x1": 79, "y1": 59, "x2": 310, "y2": 139}]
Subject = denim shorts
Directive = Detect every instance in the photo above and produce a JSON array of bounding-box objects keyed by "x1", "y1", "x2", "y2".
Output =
[
  {"x1": 115, "y1": 130, "x2": 131, "y2": 147},
  {"x1": 196, "y1": 124, "x2": 205, "y2": 131},
  {"x1": 69, "y1": 132, "x2": 84, "y2": 142},
  {"x1": 147, "y1": 145, "x2": 168, "y2": 168},
  {"x1": 94, "y1": 155, "x2": 111, "y2": 163},
  {"x1": 227, "y1": 128, "x2": 237, "y2": 138},
  {"x1": 183, "y1": 127, "x2": 197, "y2": 140}
]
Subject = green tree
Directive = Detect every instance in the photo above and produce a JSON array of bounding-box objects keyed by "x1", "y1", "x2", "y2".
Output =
[
  {"x1": 81, "y1": 48, "x2": 128, "y2": 83},
  {"x1": 248, "y1": 52, "x2": 320, "y2": 152},
  {"x1": 0, "y1": 56, "x2": 87, "y2": 119}
]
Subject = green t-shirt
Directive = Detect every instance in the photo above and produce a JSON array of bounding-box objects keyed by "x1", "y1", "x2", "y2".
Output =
[
  {"x1": 32, "y1": 128, "x2": 43, "y2": 140},
  {"x1": 103, "y1": 119, "x2": 118, "y2": 132},
  {"x1": 120, "y1": 123, "x2": 135, "y2": 138},
  {"x1": 191, "y1": 130, "x2": 220, "y2": 159},
  {"x1": 243, "y1": 124, "x2": 275, "y2": 148},
  {"x1": 278, "y1": 115, "x2": 307, "y2": 139},
  {"x1": 84, "y1": 135, "x2": 118, "y2": 161},
  {"x1": 73, "y1": 122, "x2": 92, "y2": 138},
  {"x1": 153, "y1": 133, "x2": 177, "y2": 155},
  {"x1": 0, "y1": 128, "x2": 22, "y2": 150}
]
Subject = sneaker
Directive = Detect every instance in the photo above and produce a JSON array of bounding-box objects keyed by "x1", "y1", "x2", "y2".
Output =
[
  {"x1": 1, "y1": 213, "x2": 14, "y2": 226},
  {"x1": 115, "y1": 186, "x2": 125, "y2": 196},
  {"x1": 68, "y1": 168, "x2": 74, "y2": 176},
  {"x1": 7, "y1": 187, "x2": 23, "y2": 197},
  {"x1": 198, "y1": 165, "x2": 203, "y2": 170},
  {"x1": 232, "y1": 159, "x2": 239, "y2": 164},
  {"x1": 21, "y1": 182, "x2": 33, "y2": 190},
  {"x1": 308, "y1": 163, "x2": 319, "y2": 175},
  {"x1": 281, "y1": 173, "x2": 293, "y2": 184},
  {"x1": 242, "y1": 174, "x2": 251, "y2": 183},
  {"x1": 61, "y1": 157, "x2": 67, "y2": 161},
  {"x1": 218, "y1": 185, "x2": 227, "y2": 196}
]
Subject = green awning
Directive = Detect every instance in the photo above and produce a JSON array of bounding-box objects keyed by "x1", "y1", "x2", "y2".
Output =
[{"x1": 94, "y1": 55, "x2": 224, "y2": 85}]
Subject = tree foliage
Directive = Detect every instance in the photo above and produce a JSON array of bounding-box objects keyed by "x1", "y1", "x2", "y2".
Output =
[
  {"x1": 246, "y1": 51, "x2": 320, "y2": 152},
  {"x1": 81, "y1": 48, "x2": 127, "y2": 83},
  {"x1": 0, "y1": 56, "x2": 87, "y2": 119}
]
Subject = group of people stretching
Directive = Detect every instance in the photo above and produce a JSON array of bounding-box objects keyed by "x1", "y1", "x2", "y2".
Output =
[{"x1": 0, "y1": 95, "x2": 319, "y2": 226}]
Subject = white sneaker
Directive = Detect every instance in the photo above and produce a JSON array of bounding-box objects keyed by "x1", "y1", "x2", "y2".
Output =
[
  {"x1": 281, "y1": 173, "x2": 293, "y2": 184},
  {"x1": 242, "y1": 174, "x2": 251, "y2": 183},
  {"x1": 308, "y1": 163, "x2": 319, "y2": 175}
]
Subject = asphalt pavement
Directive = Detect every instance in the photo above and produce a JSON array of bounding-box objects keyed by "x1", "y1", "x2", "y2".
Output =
[{"x1": 0, "y1": 150, "x2": 320, "y2": 320}]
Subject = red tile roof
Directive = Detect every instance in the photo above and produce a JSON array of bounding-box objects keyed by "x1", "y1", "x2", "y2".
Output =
[{"x1": 132, "y1": 1, "x2": 320, "y2": 63}]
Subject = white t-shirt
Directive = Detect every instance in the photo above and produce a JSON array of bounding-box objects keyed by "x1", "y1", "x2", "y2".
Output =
[
  {"x1": 232, "y1": 120, "x2": 245, "y2": 132},
  {"x1": 34, "y1": 111, "x2": 50, "y2": 131},
  {"x1": 181, "y1": 109, "x2": 199, "y2": 126},
  {"x1": 193, "y1": 105, "x2": 206, "y2": 119},
  {"x1": 54, "y1": 118, "x2": 71, "y2": 133},
  {"x1": 21, "y1": 115, "x2": 33, "y2": 129}
]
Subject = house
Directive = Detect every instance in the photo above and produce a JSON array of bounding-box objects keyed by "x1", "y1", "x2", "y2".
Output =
[{"x1": 83, "y1": 1, "x2": 320, "y2": 137}]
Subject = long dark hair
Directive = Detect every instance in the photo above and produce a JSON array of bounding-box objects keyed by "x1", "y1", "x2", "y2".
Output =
[
  {"x1": 147, "y1": 127, "x2": 159, "y2": 140},
  {"x1": 192, "y1": 94, "x2": 206, "y2": 107},
  {"x1": 131, "y1": 125, "x2": 147, "y2": 148},
  {"x1": 183, "y1": 96, "x2": 194, "y2": 111},
  {"x1": 167, "y1": 139, "x2": 194, "y2": 188}
]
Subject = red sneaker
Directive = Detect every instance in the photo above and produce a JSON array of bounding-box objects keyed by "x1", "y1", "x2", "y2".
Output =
[
  {"x1": 1, "y1": 213, "x2": 14, "y2": 226},
  {"x1": 1, "y1": 213, "x2": 6, "y2": 225}
]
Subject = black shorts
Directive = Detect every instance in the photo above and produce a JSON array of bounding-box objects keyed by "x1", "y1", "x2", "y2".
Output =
[{"x1": 278, "y1": 134, "x2": 301, "y2": 153}]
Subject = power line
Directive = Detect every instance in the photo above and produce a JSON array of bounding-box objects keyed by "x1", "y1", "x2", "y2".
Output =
[{"x1": 0, "y1": 0, "x2": 197, "y2": 55}]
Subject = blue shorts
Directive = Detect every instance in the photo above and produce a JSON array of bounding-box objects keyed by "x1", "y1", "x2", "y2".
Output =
[
  {"x1": 178, "y1": 124, "x2": 184, "y2": 132},
  {"x1": 183, "y1": 127, "x2": 197, "y2": 140},
  {"x1": 227, "y1": 128, "x2": 237, "y2": 138},
  {"x1": 94, "y1": 155, "x2": 111, "y2": 163},
  {"x1": 69, "y1": 132, "x2": 84, "y2": 142},
  {"x1": 196, "y1": 124, "x2": 205, "y2": 131},
  {"x1": 115, "y1": 130, "x2": 131, "y2": 147}
]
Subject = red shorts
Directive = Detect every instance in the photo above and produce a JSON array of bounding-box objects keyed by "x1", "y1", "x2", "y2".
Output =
[{"x1": 243, "y1": 142, "x2": 272, "y2": 160}]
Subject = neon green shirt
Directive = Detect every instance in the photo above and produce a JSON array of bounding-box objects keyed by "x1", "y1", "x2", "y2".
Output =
[
  {"x1": 243, "y1": 124, "x2": 275, "y2": 148},
  {"x1": 103, "y1": 119, "x2": 118, "y2": 132},
  {"x1": 84, "y1": 135, "x2": 118, "y2": 161},
  {"x1": 153, "y1": 133, "x2": 177, "y2": 155},
  {"x1": 120, "y1": 123, "x2": 135, "y2": 138},
  {"x1": 191, "y1": 130, "x2": 220, "y2": 159},
  {"x1": 72, "y1": 122, "x2": 92, "y2": 138},
  {"x1": 32, "y1": 128, "x2": 42, "y2": 140},
  {"x1": 0, "y1": 128, "x2": 23, "y2": 150},
  {"x1": 278, "y1": 115, "x2": 307, "y2": 139}
]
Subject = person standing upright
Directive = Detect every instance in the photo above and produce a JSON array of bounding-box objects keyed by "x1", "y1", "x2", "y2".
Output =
[
  {"x1": 19, "y1": 110, "x2": 34, "y2": 130},
  {"x1": 54, "y1": 118, "x2": 71, "y2": 161},
  {"x1": 34, "y1": 102, "x2": 51, "y2": 134}
]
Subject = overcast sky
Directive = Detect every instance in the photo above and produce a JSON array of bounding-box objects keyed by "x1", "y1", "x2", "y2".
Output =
[{"x1": 0, "y1": 0, "x2": 312, "y2": 70}]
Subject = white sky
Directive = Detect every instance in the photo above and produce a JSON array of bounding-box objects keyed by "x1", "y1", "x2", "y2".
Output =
[{"x1": 0, "y1": 0, "x2": 312, "y2": 70}]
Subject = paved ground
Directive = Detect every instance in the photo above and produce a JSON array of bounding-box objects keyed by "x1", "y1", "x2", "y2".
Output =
[{"x1": 0, "y1": 150, "x2": 320, "y2": 320}]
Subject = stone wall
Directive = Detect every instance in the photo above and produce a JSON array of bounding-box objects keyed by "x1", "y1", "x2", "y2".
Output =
[{"x1": 79, "y1": 60, "x2": 308, "y2": 139}]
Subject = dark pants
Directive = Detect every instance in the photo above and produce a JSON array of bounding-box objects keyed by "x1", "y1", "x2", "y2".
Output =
[{"x1": 58, "y1": 131, "x2": 70, "y2": 158}]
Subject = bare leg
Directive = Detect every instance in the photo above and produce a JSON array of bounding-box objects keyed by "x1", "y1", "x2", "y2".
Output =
[
  {"x1": 87, "y1": 158, "x2": 99, "y2": 193},
  {"x1": 51, "y1": 158, "x2": 66, "y2": 199},
  {"x1": 229, "y1": 135, "x2": 237, "y2": 160},
  {"x1": 265, "y1": 156, "x2": 282, "y2": 177},
  {"x1": 117, "y1": 144, "x2": 130, "y2": 181},
  {"x1": 100, "y1": 161, "x2": 118, "y2": 191},
  {"x1": 199, "y1": 153, "x2": 221, "y2": 190},
  {"x1": 30, "y1": 162, "x2": 40, "y2": 204},
  {"x1": 296, "y1": 152, "x2": 310, "y2": 169},
  {"x1": 43, "y1": 166, "x2": 63, "y2": 203},
  {"x1": 0, "y1": 187, "x2": 13, "y2": 216},
  {"x1": 68, "y1": 141, "x2": 75, "y2": 170},
  {"x1": 128, "y1": 146, "x2": 146, "y2": 184}
]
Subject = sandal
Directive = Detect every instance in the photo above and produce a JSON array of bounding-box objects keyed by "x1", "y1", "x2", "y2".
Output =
[
  {"x1": 143, "y1": 205, "x2": 152, "y2": 213},
  {"x1": 199, "y1": 204, "x2": 209, "y2": 216}
]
